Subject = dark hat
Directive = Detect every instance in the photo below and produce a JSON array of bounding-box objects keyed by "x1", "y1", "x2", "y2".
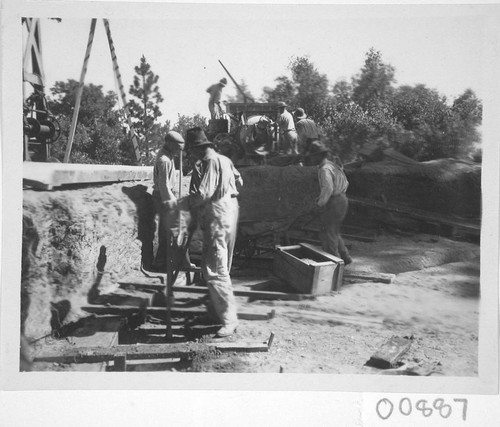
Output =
[
  {"x1": 219, "y1": 78, "x2": 227, "y2": 86},
  {"x1": 185, "y1": 127, "x2": 213, "y2": 150},
  {"x1": 305, "y1": 140, "x2": 330, "y2": 157},
  {"x1": 277, "y1": 101, "x2": 287, "y2": 108},
  {"x1": 294, "y1": 108, "x2": 307, "y2": 120},
  {"x1": 164, "y1": 130, "x2": 185, "y2": 146}
]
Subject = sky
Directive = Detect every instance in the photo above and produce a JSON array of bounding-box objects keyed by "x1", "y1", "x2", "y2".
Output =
[{"x1": 24, "y1": 3, "x2": 491, "y2": 124}]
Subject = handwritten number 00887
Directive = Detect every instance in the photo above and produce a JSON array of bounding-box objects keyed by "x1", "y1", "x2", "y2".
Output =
[{"x1": 375, "y1": 398, "x2": 468, "y2": 421}]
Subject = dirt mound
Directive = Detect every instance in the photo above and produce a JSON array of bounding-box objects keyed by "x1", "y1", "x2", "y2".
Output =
[
  {"x1": 346, "y1": 159, "x2": 481, "y2": 217},
  {"x1": 238, "y1": 165, "x2": 318, "y2": 222}
]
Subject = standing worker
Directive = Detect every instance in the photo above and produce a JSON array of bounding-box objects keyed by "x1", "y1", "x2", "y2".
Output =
[
  {"x1": 294, "y1": 107, "x2": 322, "y2": 155},
  {"x1": 152, "y1": 131, "x2": 185, "y2": 271},
  {"x1": 277, "y1": 102, "x2": 299, "y2": 155},
  {"x1": 206, "y1": 78, "x2": 227, "y2": 120},
  {"x1": 306, "y1": 141, "x2": 353, "y2": 266},
  {"x1": 185, "y1": 127, "x2": 243, "y2": 337}
]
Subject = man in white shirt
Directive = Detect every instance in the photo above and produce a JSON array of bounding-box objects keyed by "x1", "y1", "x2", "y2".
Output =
[
  {"x1": 306, "y1": 140, "x2": 352, "y2": 265},
  {"x1": 186, "y1": 127, "x2": 243, "y2": 337},
  {"x1": 277, "y1": 102, "x2": 299, "y2": 155}
]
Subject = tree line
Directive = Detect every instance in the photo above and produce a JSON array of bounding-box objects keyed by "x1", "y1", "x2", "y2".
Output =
[{"x1": 45, "y1": 49, "x2": 482, "y2": 165}]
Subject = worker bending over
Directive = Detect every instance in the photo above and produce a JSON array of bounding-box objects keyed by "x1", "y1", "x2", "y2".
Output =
[
  {"x1": 305, "y1": 141, "x2": 352, "y2": 266},
  {"x1": 294, "y1": 107, "x2": 322, "y2": 155},
  {"x1": 186, "y1": 127, "x2": 243, "y2": 337},
  {"x1": 206, "y1": 78, "x2": 227, "y2": 120}
]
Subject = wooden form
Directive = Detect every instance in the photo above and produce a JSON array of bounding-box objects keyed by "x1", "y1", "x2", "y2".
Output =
[
  {"x1": 23, "y1": 162, "x2": 152, "y2": 190},
  {"x1": 34, "y1": 333, "x2": 275, "y2": 370},
  {"x1": 366, "y1": 335, "x2": 412, "y2": 369},
  {"x1": 82, "y1": 304, "x2": 275, "y2": 321},
  {"x1": 273, "y1": 243, "x2": 344, "y2": 294}
]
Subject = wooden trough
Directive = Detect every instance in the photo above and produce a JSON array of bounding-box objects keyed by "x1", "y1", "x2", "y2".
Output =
[{"x1": 273, "y1": 243, "x2": 344, "y2": 294}]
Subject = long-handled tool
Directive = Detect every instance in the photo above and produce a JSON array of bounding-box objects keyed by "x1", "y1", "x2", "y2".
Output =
[{"x1": 165, "y1": 149, "x2": 184, "y2": 339}]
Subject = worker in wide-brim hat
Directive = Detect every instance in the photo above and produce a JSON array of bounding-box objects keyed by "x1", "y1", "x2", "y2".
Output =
[
  {"x1": 294, "y1": 107, "x2": 322, "y2": 155},
  {"x1": 306, "y1": 140, "x2": 352, "y2": 266},
  {"x1": 276, "y1": 102, "x2": 298, "y2": 155},
  {"x1": 152, "y1": 131, "x2": 185, "y2": 271},
  {"x1": 206, "y1": 78, "x2": 227, "y2": 120},
  {"x1": 185, "y1": 127, "x2": 243, "y2": 338}
]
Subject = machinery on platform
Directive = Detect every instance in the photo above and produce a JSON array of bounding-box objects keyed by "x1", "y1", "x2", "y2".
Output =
[
  {"x1": 22, "y1": 18, "x2": 141, "y2": 164},
  {"x1": 22, "y1": 18, "x2": 61, "y2": 162}
]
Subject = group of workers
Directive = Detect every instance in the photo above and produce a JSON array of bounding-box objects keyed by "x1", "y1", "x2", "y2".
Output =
[
  {"x1": 153, "y1": 126, "x2": 242, "y2": 338},
  {"x1": 151, "y1": 80, "x2": 351, "y2": 338}
]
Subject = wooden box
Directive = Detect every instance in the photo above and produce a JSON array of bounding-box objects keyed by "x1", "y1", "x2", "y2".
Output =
[{"x1": 273, "y1": 243, "x2": 344, "y2": 294}]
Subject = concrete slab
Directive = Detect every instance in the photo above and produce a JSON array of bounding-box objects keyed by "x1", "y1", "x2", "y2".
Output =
[{"x1": 23, "y1": 162, "x2": 153, "y2": 190}]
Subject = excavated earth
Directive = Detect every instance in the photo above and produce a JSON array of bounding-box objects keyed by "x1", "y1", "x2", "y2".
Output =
[{"x1": 22, "y1": 160, "x2": 482, "y2": 376}]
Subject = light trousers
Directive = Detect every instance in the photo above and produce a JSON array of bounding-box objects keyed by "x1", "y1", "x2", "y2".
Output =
[{"x1": 200, "y1": 196, "x2": 239, "y2": 327}]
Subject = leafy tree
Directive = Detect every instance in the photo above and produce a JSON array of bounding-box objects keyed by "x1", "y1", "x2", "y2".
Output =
[
  {"x1": 128, "y1": 55, "x2": 164, "y2": 161},
  {"x1": 225, "y1": 79, "x2": 255, "y2": 103},
  {"x1": 263, "y1": 76, "x2": 295, "y2": 106},
  {"x1": 352, "y1": 48, "x2": 395, "y2": 109},
  {"x1": 47, "y1": 80, "x2": 135, "y2": 164},
  {"x1": 289, "y1": 56, "x2": 330, "y2": 114},
  {"x1": 49, "y1": 80, "x2": 117, "y2": 128},
  {"x1": 262, "y1": 56, "x2": 330, "y2": 117},
  {"x1": 332, "y1": 80, "x2": 353, "y2": 105},
  {"x1": 172, "y1": 113, "x2": 208, "y2": 137}
]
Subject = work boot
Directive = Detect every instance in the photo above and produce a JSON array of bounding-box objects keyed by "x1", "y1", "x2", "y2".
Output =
[
  {"x1": 215, "y1": 322, "x2": 238, "y2": 338},
  {"x1": 342, "y1": 255, "x2": 353, "y2": 266}
]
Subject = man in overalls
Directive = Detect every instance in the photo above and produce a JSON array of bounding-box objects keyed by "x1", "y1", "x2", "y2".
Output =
[{"x1": 186, "y1": 127, "x2": 243, "y2": 337}]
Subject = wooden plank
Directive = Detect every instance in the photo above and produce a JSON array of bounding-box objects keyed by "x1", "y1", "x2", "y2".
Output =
[
  {"x1": 366, "y1": 336, "x2": 412, "y2": 369},
  {"x1": 344, "y1": 271, "x2": 395, "y2": 284},
  {"x1": 23, "y1": 162, "x2": 152, "y2": 190},
  {"x1": 34, "y1": 335, "x2": 273, "y2": 364},
  {"x1": 121, "y1": 282, "x2": 309, "y2": 301},
  {"x1": 81, "y1": 305, "x2": 275, "y2": 321}
]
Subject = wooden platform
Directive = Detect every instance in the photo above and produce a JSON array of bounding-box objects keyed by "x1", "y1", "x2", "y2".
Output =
[{"x1": 23, "y1": 162, "x2": 153, "y2": 190}]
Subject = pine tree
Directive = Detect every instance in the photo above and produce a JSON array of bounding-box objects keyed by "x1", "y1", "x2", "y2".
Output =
[{"x1": 128, "y1": 55, "x2": 164, "y2": 161}]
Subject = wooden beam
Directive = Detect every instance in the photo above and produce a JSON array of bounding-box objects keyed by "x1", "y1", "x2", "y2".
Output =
[
  {"x1": 64, "y1": 19, "x2": 97, "y2": 163},
  {"x1": 344, "y1": 271, "x2": 395, "y2": 284},
  {"x1": 34, "y1": 334, "x2": 274, "y2": 364},
  {"x1": 175, "y1": 285, "x2": 310, "y2": 301},
  {"x1": 81, "y1": 305, "x2": 275, "y2": 321},
  {"x1": 119, "y1": 279, "x2": 311, "y2": 301}
]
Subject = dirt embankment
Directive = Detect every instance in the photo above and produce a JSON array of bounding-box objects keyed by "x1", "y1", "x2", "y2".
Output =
[{"x1": 22, "y1": 182, "x2": 154, "y2": 339}]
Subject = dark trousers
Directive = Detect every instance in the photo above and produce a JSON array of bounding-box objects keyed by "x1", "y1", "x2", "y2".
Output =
[{"x1": 319, "y1": 193, "x2": 351, "y2": 262}]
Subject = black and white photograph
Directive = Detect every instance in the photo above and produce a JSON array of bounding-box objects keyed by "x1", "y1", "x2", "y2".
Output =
[{"x1": 1, "y1": 0, "x2": 500, "y2": 424}]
